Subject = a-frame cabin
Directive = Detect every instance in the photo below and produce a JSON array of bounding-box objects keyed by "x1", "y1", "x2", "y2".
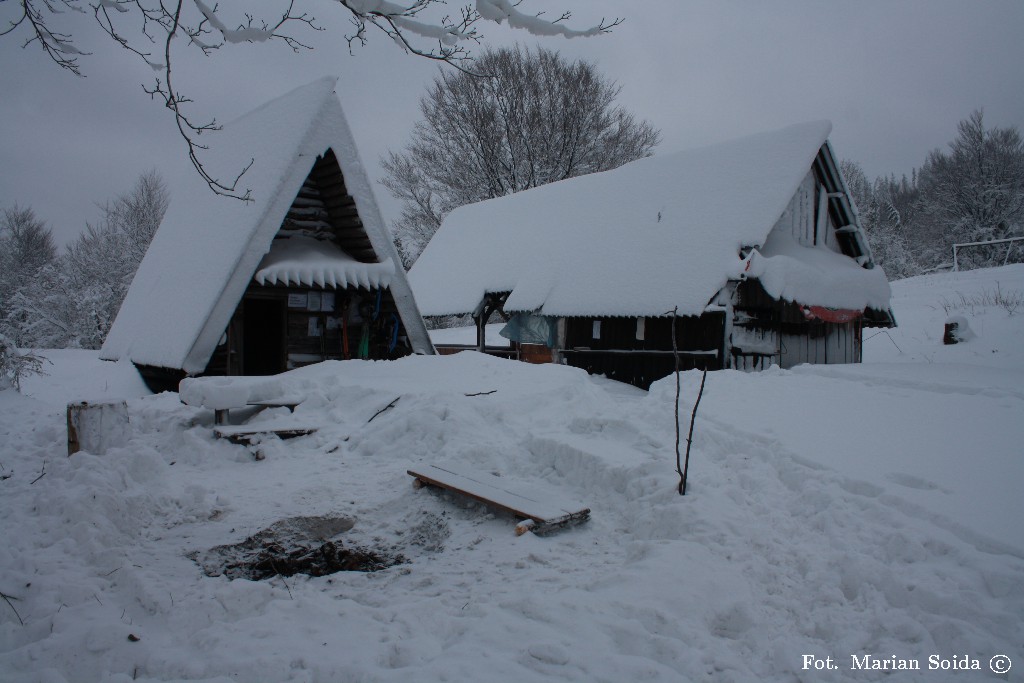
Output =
[
  {"x1": 410, "y1": 121, "x2": 893, "y2": 389},
  {"x1": 101, "y1": 78, "x2": 433, "y2": 392}
]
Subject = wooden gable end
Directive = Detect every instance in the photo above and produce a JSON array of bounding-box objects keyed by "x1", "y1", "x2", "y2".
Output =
[
  {"x1": 295, "y1": 148, "x2": 378, "y2": 263},
  {"x1": 766, "y1": 145, "x2": 873, "y2": 265},
  {"x1": 198, "y1": 150, "x2": 415, "y2": 379},
  {"x1": 811, "y1": 145, "x2": 870, "y2": 263}
]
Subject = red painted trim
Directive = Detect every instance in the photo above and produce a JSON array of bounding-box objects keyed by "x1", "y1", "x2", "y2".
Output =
[{"x1": 801, "y1": 306, "x2": 863, "y2": 323}]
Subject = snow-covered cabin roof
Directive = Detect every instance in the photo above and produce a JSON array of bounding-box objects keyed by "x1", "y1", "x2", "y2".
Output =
[
  {"x1": 101, "y1": 78, "x2": 432, "y2": 374},
  {"x1": 409, "y1": 121, "x2": 890, "y2": 318}
]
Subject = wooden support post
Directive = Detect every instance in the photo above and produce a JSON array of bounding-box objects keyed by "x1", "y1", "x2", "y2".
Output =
[{"x1": 475, "y1": 313, "x2": 486, "y2": 353}]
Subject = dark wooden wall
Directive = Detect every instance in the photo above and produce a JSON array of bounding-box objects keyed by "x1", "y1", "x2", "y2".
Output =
[
  {"x1": 780, "y1": 320, "x2": 861, "y2": 367},
  {"x1": 562, "y1": 314, "x2": 724, "y2": 389},
  {"x1": 203, "y1": 283, "x2": 412, "y2": 377},
  {"x1": 733, "y1": 280, "x2": 862, "y2": 369},
  {"x1": 201, "y1": 146, "x2": 416, "y2": 378}
]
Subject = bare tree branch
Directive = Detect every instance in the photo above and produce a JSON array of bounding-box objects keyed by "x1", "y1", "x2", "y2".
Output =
[
  {"x1": 4, "y1": 0, "x2": 89, "y2": 74},
  {"x1": 4, "y1": 0, "x2": 624, "y2": 200}
]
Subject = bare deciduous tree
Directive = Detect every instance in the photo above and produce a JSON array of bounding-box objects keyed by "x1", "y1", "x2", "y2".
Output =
[
  {"x1": 0, "y1": 206, "x2": 57, "y2": 319},
  {"x1": 919, "y1": 110, "x2": 1024, "y2": 267},
  {"x1": 0, "y1": 206, "x2": 59, "y2": 382},
  {"x1": 66, "y1": 169, "x2": 169, "y2": 290},
  {"x1": 2, "y1": 1, "x2": 622, "y2": 200},
  {"x1": 2, "y1": 172, "x2": 168, "y2": 350},
  {"x1": 839, "y1": 160, "x2": 924, "y2": 280},
  {"x1": 0, "y1": 206, "x2": 56, "y2": 276},
  {"x1": 874, "y1": 189, "x2": 923, "y2": 277},
  {"x1": 382, "y1": 44, "x2": 660, "y2": 266}
]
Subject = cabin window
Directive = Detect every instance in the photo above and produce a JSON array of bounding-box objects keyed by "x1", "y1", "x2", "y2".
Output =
[
  {"x1": 592, "y1": 320, "x2": 602, "y2": 339},
  {"x1": 636, "y1": 317, "x2": 646, "y2": 341}
]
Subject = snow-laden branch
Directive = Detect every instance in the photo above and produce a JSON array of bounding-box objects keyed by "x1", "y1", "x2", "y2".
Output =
[
  {"x1": 3, "y1": 0, "x2": 90, "y2": 74},
  {"x1": 476, "y1": 0, "x2": 619, "y2": 38},
  {"x1": 6, "y1": 0, "x2": 623, "y2": 200}
]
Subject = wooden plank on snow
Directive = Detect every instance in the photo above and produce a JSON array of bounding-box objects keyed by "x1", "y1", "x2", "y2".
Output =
[{"x1": 407, "y1": 464, "x2": 590, "y2": 535}]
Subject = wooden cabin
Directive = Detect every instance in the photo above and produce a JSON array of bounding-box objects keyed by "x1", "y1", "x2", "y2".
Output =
[
  {"x1": 101, "y1": 79, "x2": 434, "y2": 392},
  {"x1": 409, "y1": 121, "x2": 893, "y2": 389}
]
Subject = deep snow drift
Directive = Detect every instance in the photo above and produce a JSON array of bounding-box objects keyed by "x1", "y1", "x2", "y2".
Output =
[{"x1": 2, "y1": 266, "x2": 1023, "y2": 682}]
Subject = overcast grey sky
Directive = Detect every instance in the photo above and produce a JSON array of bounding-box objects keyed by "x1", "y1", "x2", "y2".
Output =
[{"x1": 2, "y1": 0, "x2": 1023, "y2": 248}]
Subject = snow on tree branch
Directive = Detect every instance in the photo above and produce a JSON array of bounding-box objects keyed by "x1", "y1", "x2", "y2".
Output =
[
  {"x1": 475, "y1": 0, "x2": 620, "y2": 38},
  {"x1": 2, "y1": 0, "x2": 89, "y2": 75},
  {"x1": 5, "y1": 0, "x2": 623, "y2": 200}
]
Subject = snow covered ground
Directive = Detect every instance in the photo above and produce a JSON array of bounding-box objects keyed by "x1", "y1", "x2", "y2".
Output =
[{"x1": 2, "y1": 265, "x2": 1023, "y2": 683}]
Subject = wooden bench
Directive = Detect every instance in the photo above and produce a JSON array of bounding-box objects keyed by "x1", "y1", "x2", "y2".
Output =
[
  {"x1": 408, "y1": 464, "x2": 590, "y2": 536},
  {"x1": 212, "y1": 396, "x2": 306, "y2": 426},
  {"x1": 213, "y1": 422, "x2": 318, "y2": 445}
]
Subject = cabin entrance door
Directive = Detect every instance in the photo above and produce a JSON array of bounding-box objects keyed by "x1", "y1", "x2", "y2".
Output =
[{"x1": 242, "y1": 297, "x2": 286, "y2": 375}]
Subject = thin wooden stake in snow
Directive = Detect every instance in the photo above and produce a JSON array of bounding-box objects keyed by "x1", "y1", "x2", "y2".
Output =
[
  {"x1": 669, "y1": 307, "x2": 683, "y2": 495},
  {"x1": 667, "y1": 306, "x2": 707, "y2": 495},
  {"x1": 681, "y1": 369, "x2": 707, "y2": 496}
]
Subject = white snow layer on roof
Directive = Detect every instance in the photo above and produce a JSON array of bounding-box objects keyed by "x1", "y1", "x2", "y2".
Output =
[
  {"x1": 254, "y1": 236, "x2": 395, "y2": 290},
  {"x1": 410, "y1": 120, "x2": 886, "y2": 317},
  {"x1": 749, "y1": 224, "x2": 891, "y2": 311},
  {"x1": 101, "y1": 78, "x2": 432, "y2": 373}
]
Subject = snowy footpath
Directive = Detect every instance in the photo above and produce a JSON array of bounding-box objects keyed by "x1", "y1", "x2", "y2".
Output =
[{"x1": 2, "y1": 266, "x2": 1023, "y2": 682}]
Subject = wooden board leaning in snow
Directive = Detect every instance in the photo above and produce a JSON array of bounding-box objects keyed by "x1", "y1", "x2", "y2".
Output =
[{"x1": 408, "y1": 464, "x2": 590, "y2": 536}]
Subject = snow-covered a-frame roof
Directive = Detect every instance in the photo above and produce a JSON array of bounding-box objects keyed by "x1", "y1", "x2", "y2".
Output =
[
  {"x1": 101, "y1": 78, "x2": 432, "y2": 374},
  {"x1": 409, "y1": 121, "x2": 891, "y2": 318}
]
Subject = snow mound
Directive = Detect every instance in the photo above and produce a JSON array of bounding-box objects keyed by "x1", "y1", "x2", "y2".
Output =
[
  {"x1": 865, "y1": 263, "x2": 1024, "y2": 367},
  {"x1": 2, "y1": 265, "x2": 1022, "y2": 682}
]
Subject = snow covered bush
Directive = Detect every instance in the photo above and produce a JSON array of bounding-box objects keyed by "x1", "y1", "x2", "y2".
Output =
[
  {"x1": 0, "y1": 333, "x2": 47, "y2": 391},
  {"x1": 5, "y1": 266, "x2": 122, "y2": 350},
  {"x1": 940, "y1": 285, "x2": 1024, "y2": 316}
]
